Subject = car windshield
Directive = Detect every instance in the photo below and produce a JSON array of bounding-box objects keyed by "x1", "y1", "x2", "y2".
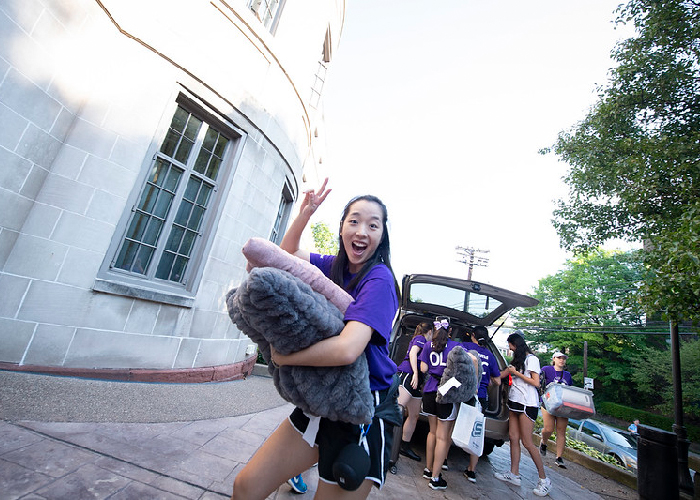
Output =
[
  {"x1": 615, "y1": 431, "x2": 638, "y2": 449},
  {"x1": 602, "y1": 427, "x2": 635, "y2": 449},
  {"x1": 409, "y1": 282, "x2": 504, "y2": 319}
]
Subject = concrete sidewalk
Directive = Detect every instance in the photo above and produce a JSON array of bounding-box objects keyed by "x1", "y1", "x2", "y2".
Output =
[{"x1": 0, "y1": 370, "x2": 632, "y2": 499}]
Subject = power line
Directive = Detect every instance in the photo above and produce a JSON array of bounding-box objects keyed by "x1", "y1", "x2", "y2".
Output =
[
  {"x1": 455, "y1": 245, "x2": 490, "y2": 280},
  {"x1": 516, "y1": 326, "x2": 698, "y2": 336}
]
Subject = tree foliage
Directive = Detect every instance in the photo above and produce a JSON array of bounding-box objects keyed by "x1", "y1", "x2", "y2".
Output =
[
  {"x1": 632, "y1": 338, "x2": 700, "y2": 422},
  {"x1": 546, "y1": 0, "x2": 700, "y2": 322},
  {"x1": 512, "y1": 249, "x2": 664, "y2": 404},
  {"x1": 311, "y1": 222, "x2": 339, "y2": 255}
]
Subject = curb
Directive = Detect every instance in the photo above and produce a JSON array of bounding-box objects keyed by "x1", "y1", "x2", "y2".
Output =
[
  {"x1": 252, "y1": 362, "x2": 272, "y2": 377},
  {"x1": 534, "y1": 434, "x2": 638, "y2": 491},
  {"x1": 0, "y1": 355, "x2": 257, "y2": 383}
]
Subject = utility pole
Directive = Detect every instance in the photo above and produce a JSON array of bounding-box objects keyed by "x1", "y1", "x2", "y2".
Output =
[{"x1": 456, "y1": 245, "x2": 490, "y2": 280}]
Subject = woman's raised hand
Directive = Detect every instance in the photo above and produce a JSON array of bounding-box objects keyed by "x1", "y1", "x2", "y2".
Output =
[{"x1": 300, "y1": 177, "x2": 331, "y2": 216}]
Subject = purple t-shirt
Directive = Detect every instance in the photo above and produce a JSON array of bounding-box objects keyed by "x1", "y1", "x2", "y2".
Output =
[
  {"x1": 541, "y1": 365, "x2": 573, "y2": 386},
  {"x1": 397, "y1": 335, "x2": 428, "y2": 374},
  {"x1": 310, "y1": 254, "x2": 399, "y2": 391},
  {"x1": 462, "y1": 341, "x2": 500, "y2": 399},
  {"x1": 419, "y1": 339, "x2": 461, "y2": 393}
]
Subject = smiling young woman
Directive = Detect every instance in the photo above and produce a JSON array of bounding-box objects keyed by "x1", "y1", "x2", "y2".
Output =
[{"x1": 231, "y1": 180, "x2": 402, "y2": 500}]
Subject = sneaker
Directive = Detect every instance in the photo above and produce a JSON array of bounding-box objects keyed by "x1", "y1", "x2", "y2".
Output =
[
  {"x1": 540, "y1": 442, "x2": 547, "y2": 456},
  {"x1": 555, "y1": 457, "x2": 567, "y2": 468},
  {"x1": 287, "y1": 475, "x2": 307, "y2": 494},
  {"x1": 429, "y1": 474, "x2": 447, "y2": 490},
  {"x1": 494, "y1": 471, "x2": 521, "y2": 486},
  {"x1": 399, "y1": 441, "x2": 421, "y2": 461},
  {"x1": 442, "y1": 459, "x2": 448, "y2": 470},
  {"x1": 422, "y1": 468, "x2": 432, "y2": 480},
  {"x1": 533, "y1": 477, "x2": 552, "y2": 497},
  {"x1": 463, "y1": 469, "x2": 477, "y2": 483}
]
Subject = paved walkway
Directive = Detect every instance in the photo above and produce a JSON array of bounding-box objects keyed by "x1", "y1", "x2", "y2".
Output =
[{"x1": 1, "y1": 370, "x2": 621, "y2": 499}]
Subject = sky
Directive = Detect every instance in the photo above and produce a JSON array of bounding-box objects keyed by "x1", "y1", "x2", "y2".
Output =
[{"x1": 312, "y1": 0, "x2": 635, "y2": 295}]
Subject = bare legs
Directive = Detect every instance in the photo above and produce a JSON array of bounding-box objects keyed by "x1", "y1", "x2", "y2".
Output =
[
  {"x1": 231, "y1": 419, "x2": 318, "y2": 500},
  {"x1": 231, "y1": 418, "x2": 377, "y2": 500},
  {"x1": 541, "y1": 408, "x2": 568, "y2": 458},
  {"x1": 468, "y1": 448, "x2": 479, "y2": 473},
  {"x1": 426, "y1": 415, "x2": 454, "y2": 477},
  {"x1": 508, "y1": 410, "x2": 547, "y2": 479},
  {"x1": 397, "y1": 386, "x2": 421, "y2": 442}
]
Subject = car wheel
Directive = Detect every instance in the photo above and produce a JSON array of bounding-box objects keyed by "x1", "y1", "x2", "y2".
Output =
[{"x1": 611, "y1": 454, "x2": 625, "y2": 467}]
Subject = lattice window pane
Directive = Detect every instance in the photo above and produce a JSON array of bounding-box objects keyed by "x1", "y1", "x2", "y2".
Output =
[{"x1": 113, "y1": 102, "x2": 231, "y2": 285}]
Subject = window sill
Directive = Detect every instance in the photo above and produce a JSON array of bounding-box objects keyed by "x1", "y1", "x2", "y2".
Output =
[{"x1": 93, "y1": 277, "x2": 195, "y2": 308}]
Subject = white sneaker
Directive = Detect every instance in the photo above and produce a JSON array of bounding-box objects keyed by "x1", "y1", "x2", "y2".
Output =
[
  {"x1": 533, "y1": 477, "x2": 552, "y2": 497},
  {"x1": 494, "y1": 471, "x2": 521, "y2": 486}
]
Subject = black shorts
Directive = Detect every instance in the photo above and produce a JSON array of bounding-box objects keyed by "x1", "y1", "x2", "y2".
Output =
[
  {"x1": 289, "y1": 389, "x2": 394, "y2": 488},
  {"x1": 398, "y1": 371, "x2": 423, "y2": 398},
  {"x1": 507, "y1": 400, "x2": 539, "y2": 421},
  {"x1": 421, "y1": 391, "x2": 457, "y2": 421}
]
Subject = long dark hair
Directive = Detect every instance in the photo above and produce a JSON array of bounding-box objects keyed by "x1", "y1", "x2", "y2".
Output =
[
  {"x1": 507, "y1": 332, "x2": 533, "y2": 373},
  {"x1": 431, "y1": 317, "x2": 450, "y2": 353},
  {"x1": 472, "y1": 325, "x2": 489, "y2": 347},
  {"x1": 330, "y1": 195, "x2": 400, "y2": 298},
  {"x1": 413, "y1": 322, "x2": 432, "y2": 339}
]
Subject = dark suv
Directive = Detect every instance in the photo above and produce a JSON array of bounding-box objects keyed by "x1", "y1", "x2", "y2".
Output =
[{"x1": 388, "y1": 274, "x2": 539, "y2": 455}]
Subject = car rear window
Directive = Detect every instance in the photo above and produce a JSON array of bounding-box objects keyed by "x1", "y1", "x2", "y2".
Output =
[{"x1": 409, "y1": 282, "x2": 504, "y2": 319}]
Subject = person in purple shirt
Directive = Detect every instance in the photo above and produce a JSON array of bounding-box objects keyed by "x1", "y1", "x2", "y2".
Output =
[
  {"x1": 419, "y1": 317, "x2": 462, "y2": 491},
  {"x1": 461, "y1": 325, "x2": 501, "y2": 483},
  {"x1": 539, "y1": 351, "x2": 573, "y2": 469},
  {"x1": 232, "y1": 180, "x2": 401, "y2": 500},
  {"x1": 396, "y1": 321, "x2": 432, "y2": 462}
]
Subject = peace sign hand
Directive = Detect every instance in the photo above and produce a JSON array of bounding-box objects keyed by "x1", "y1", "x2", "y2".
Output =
[{"x1": 300, "y1": 177, "x2": 331, "y2": 217}]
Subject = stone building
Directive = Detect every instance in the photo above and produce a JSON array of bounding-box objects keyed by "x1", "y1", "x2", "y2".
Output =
[{"x1": 0, "y1": 0, "x2": 345, "y2": 381}]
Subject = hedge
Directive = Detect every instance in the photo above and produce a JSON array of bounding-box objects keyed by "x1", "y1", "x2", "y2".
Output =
[{"x1": 597, "y1": 401, "x2": 700, "y2": 443}]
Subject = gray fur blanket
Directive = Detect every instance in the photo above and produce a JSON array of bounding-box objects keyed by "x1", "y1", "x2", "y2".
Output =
[
  {"x1": 226, "y1": 266, "x2": 374, "y2": 425},
  {"x1": 435, "y1": 346, "x2": 480, "y2": 404}
]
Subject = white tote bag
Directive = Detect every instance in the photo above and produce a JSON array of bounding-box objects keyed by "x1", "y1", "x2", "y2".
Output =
[{"x1": 451, "y1": 401, "x2": 485, "y2": 457}]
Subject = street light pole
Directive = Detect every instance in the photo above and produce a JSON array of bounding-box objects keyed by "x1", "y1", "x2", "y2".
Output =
[{"x1": 670, "y1": 319, "x2": 694, "y2": 496}]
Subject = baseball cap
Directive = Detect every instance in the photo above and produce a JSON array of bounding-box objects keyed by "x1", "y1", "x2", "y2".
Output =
[{"x1": 552, "y1": 351, "x2": 568, "y2": 359}]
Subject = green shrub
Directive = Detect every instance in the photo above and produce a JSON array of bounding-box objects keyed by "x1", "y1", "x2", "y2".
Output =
[
  {"x1": 567, "y1": 438, "x2": 626, "y2": 469},
  {"x1": 597, "y1": 401, "x2": 700, "y2": 443}
]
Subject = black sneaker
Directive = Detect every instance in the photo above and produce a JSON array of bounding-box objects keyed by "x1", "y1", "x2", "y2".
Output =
[
  {"x1": 422, "y1": 468, "x2": 432, "y2": 479},
  {"x1": 429, "y1": 474, "x2": 447, "y2": 490},
  {"x1": 540, "y1": 442, "x2": 547, "y2": 457},
  {"x1": 464, "y1": 469, "x2": 477, "y2": 483},
  {"x1": 442, "y1": 459, "x2": 448, "y2": 470},
  {"x1": 555, "y1": 457, "x2": 567, "y2": 468}
]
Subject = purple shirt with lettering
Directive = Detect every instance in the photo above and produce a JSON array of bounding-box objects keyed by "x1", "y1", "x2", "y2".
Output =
[
  {"x1": 419, "y1": 339, "x2": 461, "y2": 393},
  {"x1": 462, "y1": 341, "x2": 500, "y2": 399},
  {"x1": 541, "y1": 365, "x2": 573, "y2": 386}
]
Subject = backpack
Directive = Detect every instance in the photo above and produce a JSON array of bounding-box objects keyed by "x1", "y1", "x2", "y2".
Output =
[
  {"x1": 538, "y1": 366, "x2": 548, "y2": 397},
  {"x1": 537, "y1": 370, "x2": 547, "y2": 397}
]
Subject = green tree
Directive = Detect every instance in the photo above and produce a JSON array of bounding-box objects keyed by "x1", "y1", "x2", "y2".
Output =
[
  {"x1": 311, "y1": 222, "x2": 339, "y2": 255},
  {"x1": 513, "y1": 249, "x2": 661, "y2": 404},
  {"x1": 546, "y1": 0, "x2": 700, "y2": 322},
  {"x1": 632, "y1": 338, "x2": 700, "y2": 423}
]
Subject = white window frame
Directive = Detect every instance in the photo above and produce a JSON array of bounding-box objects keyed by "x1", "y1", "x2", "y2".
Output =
[
  {"x1": 249, "y1": 0, "x2": 286, "y2": 33},
  {"x1": 94, "y1": 93, "x2": 246, "y2": 307},
  {"x1": 309, "y1": 28, "x2": 332, "y2": 109},
  {"x1": 269, "y1": 179, "x2": 293, "y2": 244}
]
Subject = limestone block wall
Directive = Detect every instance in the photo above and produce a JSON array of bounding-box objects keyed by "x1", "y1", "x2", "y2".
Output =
[{"x1": 0, "y1": 0, "x2": 344, "y2": 373}]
